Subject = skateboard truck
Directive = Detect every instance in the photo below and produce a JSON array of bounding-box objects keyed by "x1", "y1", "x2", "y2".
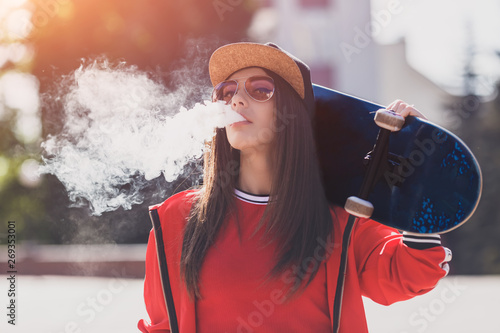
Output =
[
  {"x1": 346, "y1": 109, "x2": 405, "y2": 216},
  {"x1": 333, "y1": 109, "x2": 405, "y2": 333},
  {"x1": 361, "y1": 109, "x2": 410, "y2": 189}
]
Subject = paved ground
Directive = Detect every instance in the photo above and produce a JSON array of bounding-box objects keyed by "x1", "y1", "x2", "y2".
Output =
[
  {"x1": 364, "y1": 275, "x2": 500, "y2": 333},
  {"x1": 0, "y1": 275, "x2": 499, "y2": 332}
]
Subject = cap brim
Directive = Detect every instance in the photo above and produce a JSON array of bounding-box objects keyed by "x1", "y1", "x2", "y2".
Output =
[{"x1": 209, "y1": 42, "x2": 305, "y2": 99}]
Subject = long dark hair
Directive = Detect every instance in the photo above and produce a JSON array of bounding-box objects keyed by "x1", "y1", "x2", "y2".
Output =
[{"x1": 180, "y1": 69, "x2": 333, "y2": 298}]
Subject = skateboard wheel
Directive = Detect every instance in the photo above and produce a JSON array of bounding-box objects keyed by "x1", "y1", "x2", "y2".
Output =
[
  {"x1": 344, "y1": 196, "x2": 374, "y2": 218},
  {"x1": 374, "y1": 109, "x2": 405, "y2": 131}
]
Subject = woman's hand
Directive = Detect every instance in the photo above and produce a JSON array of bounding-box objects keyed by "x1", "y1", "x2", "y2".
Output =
[{"x1": 387, "y1": 100, "x2": 427, "y2": 120}]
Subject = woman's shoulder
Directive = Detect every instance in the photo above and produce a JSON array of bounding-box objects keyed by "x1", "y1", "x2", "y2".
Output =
[
  {"x1": 328, "y1": 204, "x2": 349, "y2": 225},
  {"x1": 328, "y1": 203, "x2": 400, "y2": 237},
  {"x1": 149, "y1": 188, "x2": 201, "y2": 218}
]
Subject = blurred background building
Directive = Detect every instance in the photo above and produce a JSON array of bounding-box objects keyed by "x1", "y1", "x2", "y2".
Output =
[{"x1": 0, "y1": 0, "x2": 499, "y2": 278}]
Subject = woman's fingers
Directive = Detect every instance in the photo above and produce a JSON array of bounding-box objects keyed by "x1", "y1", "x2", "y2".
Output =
[{"x1": 387, "y1": 100, "x2": 427, "y2": 120}]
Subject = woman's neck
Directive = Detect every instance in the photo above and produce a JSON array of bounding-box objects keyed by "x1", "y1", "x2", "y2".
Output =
[{"x1": 237, "y1": 148, "x2": 273, "y2": 195}]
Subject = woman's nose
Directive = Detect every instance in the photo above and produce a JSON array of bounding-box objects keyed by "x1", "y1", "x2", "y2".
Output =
[{"x1": 231, "y1": 88, "x2": 248, "y2": 109}]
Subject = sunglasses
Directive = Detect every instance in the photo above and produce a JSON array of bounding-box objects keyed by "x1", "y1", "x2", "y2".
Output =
[{"x1": 212, "y1": 75, "x2": 275, "y2": 104}]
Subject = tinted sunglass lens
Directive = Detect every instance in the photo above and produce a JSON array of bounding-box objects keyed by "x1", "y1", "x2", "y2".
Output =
[
  {"x1": 213, "y1": 81, "x2": 237, "y2": 104},
  {"x1": 246, "y1": 76, "x2": 274, "y2": 101}
]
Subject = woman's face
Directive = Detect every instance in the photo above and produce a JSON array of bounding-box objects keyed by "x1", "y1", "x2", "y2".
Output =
[{"x1": 224, "y1": 67, "x2": 276, "y2": 154}]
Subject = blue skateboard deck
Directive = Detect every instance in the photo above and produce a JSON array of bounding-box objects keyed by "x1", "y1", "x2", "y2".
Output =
[{"x1": 313, "y1": 84, "x2": 482, "y2": 234}]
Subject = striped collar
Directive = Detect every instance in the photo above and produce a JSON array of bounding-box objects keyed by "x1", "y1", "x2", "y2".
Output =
[{"x1": 234, "y1": 188, "x2": 269, "y2": 205}]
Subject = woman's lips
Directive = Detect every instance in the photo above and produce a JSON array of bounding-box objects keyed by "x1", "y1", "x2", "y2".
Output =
[
  {"x1": 230, "y1": 113, "x2": 252, "y2": 127},
  {"x1": 230, "y1": 120, "x2": 252, "y2": 127}
]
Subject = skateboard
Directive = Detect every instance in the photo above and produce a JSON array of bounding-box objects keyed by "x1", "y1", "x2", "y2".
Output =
[{"x1": 313, "y1": 84, "x2": 482, "y2": 234}]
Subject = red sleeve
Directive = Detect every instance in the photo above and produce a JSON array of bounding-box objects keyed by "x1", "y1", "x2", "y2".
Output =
[
  {"x1": 137, "y1": 229, "x2": 171, "y2": 333},
  {"x1": 352, "y1": 218, "x2": 449, "y2": 305}
]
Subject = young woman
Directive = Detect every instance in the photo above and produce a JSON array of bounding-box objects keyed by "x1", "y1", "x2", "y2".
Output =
[{"x1": 138, "y1": 42, "x2": 452, "y2": 333}]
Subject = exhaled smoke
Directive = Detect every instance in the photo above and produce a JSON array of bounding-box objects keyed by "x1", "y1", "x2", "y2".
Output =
[{"x1": 40, "y1": 60, "x2": 243, "y2": 216}]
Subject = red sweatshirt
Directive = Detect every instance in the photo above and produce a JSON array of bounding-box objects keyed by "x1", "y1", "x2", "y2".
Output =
[{"x1": 138, "y1": 189, "x2": 449, "y2": 332}]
